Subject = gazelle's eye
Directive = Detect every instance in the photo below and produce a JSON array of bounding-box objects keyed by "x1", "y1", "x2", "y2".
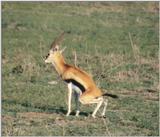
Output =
[
  {"x1": 45, "y1": 53, "x2": 49, "y2": 59},
  {"x1": 54, "y1": 47, "x2": 58, "y2": 51}
]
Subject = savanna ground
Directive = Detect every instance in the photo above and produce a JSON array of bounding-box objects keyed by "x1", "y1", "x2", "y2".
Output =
[{"x1": 1, "y1": 2, "x2": 159, "y2": 136}]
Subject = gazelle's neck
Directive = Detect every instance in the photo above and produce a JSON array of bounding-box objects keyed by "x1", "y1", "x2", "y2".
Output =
[{"x1": 52, "y1": 53, "x2": 66, "y2": 76}]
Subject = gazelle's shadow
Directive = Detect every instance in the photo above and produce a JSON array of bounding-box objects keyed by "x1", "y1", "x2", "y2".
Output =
[
  {"x1": 47, "y1": 106, "x2": 89, "y2": 117},
  {"x1": 2, "y1": 99, "x2": 89, "y2": 116}
]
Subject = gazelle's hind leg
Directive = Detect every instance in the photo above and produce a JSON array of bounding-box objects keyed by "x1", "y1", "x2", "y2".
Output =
[
  {"x1": 80, "y1": 95, "x2": 104, "y2": 118},
  {"x1": 101, "y1": 98, "x2": 108, "y2": 117},
  {"x1": 91, "y1": 97, "x2": 104, "y2": 118}
]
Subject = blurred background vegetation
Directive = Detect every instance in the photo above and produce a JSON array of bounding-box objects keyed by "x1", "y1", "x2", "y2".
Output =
[{"x1": 2, "y1": 1, "x2": 159, "y2": 136}]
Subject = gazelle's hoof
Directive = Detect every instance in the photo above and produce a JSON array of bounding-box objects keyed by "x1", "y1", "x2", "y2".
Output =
[
  {"x1": 66, "y1": 112, "x2": 71, "y2": 116},
  {"x1": 75, "y1": 114, "x2": 79, "y2": 117},
  {"x1": 75, "y1": 111, "x2": 80, "y2": 117},
  {"x1": 92, "y1": 114, "x2": 96, "y2": 118},
  {"x1": 101, "y1": 115, "x2": 106, "y2": 118}
]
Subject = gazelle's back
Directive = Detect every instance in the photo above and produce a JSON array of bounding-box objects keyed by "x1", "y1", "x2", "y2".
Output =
[{"x1": 62, "y1": 64, "x2": 102, "y2": 97}]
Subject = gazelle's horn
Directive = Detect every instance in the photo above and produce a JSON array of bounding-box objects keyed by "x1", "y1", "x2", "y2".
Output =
[
  {"x1": 50, "y1": 32, "x2": 65, "y2": 49},
  {"x1": 60, "y1": 46, "x2": 66, "y2": 53}
]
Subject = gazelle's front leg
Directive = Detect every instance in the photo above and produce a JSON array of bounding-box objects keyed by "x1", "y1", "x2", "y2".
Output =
[
  {"x1": 66, "y1": 83, "x2": 72, "y2": 116},
  {"x1": 74, "y1": 92, "x2": 80, "y2": 116}
]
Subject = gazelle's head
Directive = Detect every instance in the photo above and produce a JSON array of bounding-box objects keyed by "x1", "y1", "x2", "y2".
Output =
[{"x1": 45, "y1": 32, "x2": 66, "y2": 63}]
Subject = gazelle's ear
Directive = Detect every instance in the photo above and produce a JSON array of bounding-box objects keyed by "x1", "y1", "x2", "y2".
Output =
[
  {"x1": 54, "y1": 45, "x2": 59, "y2": 51},
  {"x1": 60, "y1": 46, "x2": 66, "y2": 53}
]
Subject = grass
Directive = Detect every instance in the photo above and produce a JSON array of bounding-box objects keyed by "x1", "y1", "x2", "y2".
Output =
[{"x1": 2, "y1": 1, "x2": 159, "y2": 136}]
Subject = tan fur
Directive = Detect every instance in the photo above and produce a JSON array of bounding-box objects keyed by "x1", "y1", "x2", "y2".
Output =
[
  {"x1": 45, "y1": 34, "x2": 108, "y2": 118},
  {"x1": 47, "y1": 51, "x2": 103, "y2": 103}
]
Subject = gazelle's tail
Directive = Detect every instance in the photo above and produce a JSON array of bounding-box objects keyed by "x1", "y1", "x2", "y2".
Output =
[{"x1": 102, "y1": 93, "x2": 118, "y2": 99}]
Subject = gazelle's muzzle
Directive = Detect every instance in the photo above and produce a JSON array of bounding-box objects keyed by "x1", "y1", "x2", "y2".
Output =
[
  {"x1": 44, "y1": 53, "x2": 50, "y2": 63},
  {"x1": 44, "y1": 57, "x2": 48, "y2": 63},
  {"x1": 45, "y1": 58, "x2": 50, "y2": 63}
]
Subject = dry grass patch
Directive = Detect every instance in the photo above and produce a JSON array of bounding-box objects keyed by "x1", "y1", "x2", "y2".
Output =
[{"x1": 112, "y1": 70, "x2": 139, "y2": 82}]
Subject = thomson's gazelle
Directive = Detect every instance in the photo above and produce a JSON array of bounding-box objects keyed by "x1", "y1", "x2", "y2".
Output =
[{"x1": 45, "y1": 32, "x2": 118, "y2": 118}]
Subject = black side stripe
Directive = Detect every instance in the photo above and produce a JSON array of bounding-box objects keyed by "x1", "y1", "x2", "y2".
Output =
[{"x1": 64, "y1": 79, "x2": 85, "y2": 93}]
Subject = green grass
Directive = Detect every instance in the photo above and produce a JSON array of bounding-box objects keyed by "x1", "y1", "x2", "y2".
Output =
[{"x1": 2, "y1": 1, "x2": 159, "y2": 136}]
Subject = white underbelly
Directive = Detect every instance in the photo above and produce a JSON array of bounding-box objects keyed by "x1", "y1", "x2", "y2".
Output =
[{"x1": 71, "y1": 83, "x2": 82, "y2": 95}]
